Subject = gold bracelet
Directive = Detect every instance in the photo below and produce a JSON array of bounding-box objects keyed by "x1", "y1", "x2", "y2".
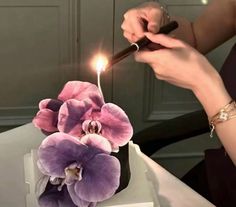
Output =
[
  {"x1": 160, "y1": 4, "x2": 170, "y2": 22},
  {"x1": 209, "y1": 100, "x2": 236, "y2": 138}
]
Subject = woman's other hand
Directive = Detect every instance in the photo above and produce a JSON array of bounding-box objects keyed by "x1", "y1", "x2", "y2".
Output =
[{"x1": 121, "y1": 2, "x2": 170, "y2": 43}]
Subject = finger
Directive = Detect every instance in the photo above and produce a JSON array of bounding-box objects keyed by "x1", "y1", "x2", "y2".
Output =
[
  {"x1": 147, "y1": 64, "x2": 169, "y2": 81},
  {"x1": 147, "y1": 22, "x2": 160, "y2": 34},
  {"x1": 129, "y1": 17, "x2": 145, "y2": 39},
  {"x1": 137, "y1": 4, "x2": 163, "y2": 33},
  {"x1": 144, "y1": 33, "x2": 183, "y2": 48},
  {"x1": 145, "y1": 9, "x2": 162, "y2": 33},
  {"x1": 121, "y1": 21, "x2": 134, "y2": 34},
  {"x1": 134, "y1": 50, "x2": 158, "y2": 64},
  {"x1": 123, "y1": 31, "x2": 133, "y2": 43},
  {"x1": 154, "y1": 73, "x2": 166, "y2": 80},
  {"x1": 123, "y1": 11, "x2": 145, "y2": 39},
  {"x1": 123, "y1": 31, "x2": 139, "y2": 43},
  {"x1": 121, "y1": 21, "x2": 139, "y2": 42}
]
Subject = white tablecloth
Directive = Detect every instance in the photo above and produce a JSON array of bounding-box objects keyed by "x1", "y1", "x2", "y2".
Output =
[
  {"x1": 0, "y1": 123, "x2": 215, "y2": 207},
  {"x1": 141, "y1": 153, "x2": 215, "y2": 207}
]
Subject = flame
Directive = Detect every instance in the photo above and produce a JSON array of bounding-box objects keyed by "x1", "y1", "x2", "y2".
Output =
[
  {"x1": 91, "y1": 54, "x2": 108, "y2": 73},
  {"x1": 201, "y1": 0, "x2": 208, "y2": 4}
]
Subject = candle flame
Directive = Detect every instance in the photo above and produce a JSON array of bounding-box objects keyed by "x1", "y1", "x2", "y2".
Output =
[
  {"x1": 201, "y1": 0, "x2": 208, "y2": 4},
  {"x1": 92, "y1": 54, "x2": 108, "y2": 73}
]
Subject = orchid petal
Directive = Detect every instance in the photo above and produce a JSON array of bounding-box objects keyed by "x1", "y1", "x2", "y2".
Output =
[
  {"x1": 98, "y1": 103, "x2": 133, "y2": 146},
  {"x1": 33, "y1": 109, "x2": 58, "y2": 132},
  {"x1": 37, "y1": 160, "x2": 50, "y2": 175},
  {"x1": 88, "y1": 202, "x2": 97, "y2": 207},
  {"x1": 58, "y1": 81, "x2": 104, "y2": 108},
  {"x1": 36, "y1": 175, "x2": 50, "y2": 199},
  {"x1": 58, "y1": 99, "x2": 92, "y2": 137},
  {"x1": 39, "y1": 99, "x2": 51, "y2": 110},
  {"x1": 75, "y1": 154, "x2": 120, "y2": 202},
  {"x1": 38, "y1": 183, "x2": 76, "y2": 207},
  {"x1": 67, "y1": 184, "x2": 96, "y2": 207},
  {"x1": 39, "y1": 99, "x2": 63, "y2": 111},
  {"x1": 80, "y1": 134, "x2": 112, "y2": 154},
  {"x1": 111, "y1": 143, "x2": 120, "y2": 153},
  {"x1": 38, "y1": 133, "x2": 88, "y2": 177}
]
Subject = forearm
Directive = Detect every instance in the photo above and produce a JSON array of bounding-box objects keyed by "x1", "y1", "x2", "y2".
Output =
[
  {"x1": 194, "y1": 70, "x2": 231, "y2": 117},
  {"x1": 193, "y1": 65, "x2": 236, "y2": 165},
  {"x1": 170, "y1": 0, "x2": 235, "y2": 54},
  {"x1": 170, "y1": 16, "x2": 197, "y2": 48},
  {"x1": 193, "y1": 0, "x2": 235, "y2": 53}
]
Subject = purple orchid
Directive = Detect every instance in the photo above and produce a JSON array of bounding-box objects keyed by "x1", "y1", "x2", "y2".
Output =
[
  {"x1": 36, "y1": 176, "x2": 97, "y2": 207},
  {"x1": 38, "y1": 132, "x2": 120, "y2": 207},
  {"x1": 38, "y1": 181, "x2": 78, "y2": 207},
  {"x1": 33, "y1": 81, "x2": 105, "y2": 133},
  {"x1": 58, "y1": 98, "x2": 133, "y2": 148}
]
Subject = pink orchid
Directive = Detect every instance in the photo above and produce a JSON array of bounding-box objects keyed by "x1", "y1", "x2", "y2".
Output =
[
  {"x1": 33, "y1": 81, "x2": 104, "y2": 133},
  {"x1": 57, "y1": 98, "x2": 133, "y2": 148}
]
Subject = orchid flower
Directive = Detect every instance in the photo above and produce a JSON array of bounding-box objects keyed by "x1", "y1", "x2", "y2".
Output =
[
  {"x1": 58, "y1": 98, "x2": 133, "y2": 149},
  {"x1": 33, "y1": 99, "x2": 63, "y2": 133},
  {"x1": 37, "y1": 132, "x2": 120, "y2": 207},
  {"x1": 33, "y1": 81, "x2": 104, "y2": 133},
  {"x1": 38, "y1": 181, "x2": 78, "y2": 207}
]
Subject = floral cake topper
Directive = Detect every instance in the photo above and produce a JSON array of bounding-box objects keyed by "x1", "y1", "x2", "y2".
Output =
[{"x1": 33, "y1": 81, "x2": 133, "y2": 207}]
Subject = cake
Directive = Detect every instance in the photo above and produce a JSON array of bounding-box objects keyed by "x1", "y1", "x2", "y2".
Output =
[{"x1": 33, "y1": 81, "x2": 133, "y2": 207}]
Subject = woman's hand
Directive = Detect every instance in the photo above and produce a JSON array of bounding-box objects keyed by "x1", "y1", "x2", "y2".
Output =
[
  {"x1": 136, "y1": 33, "x2": 232, "y2": 118},
  {"x1": 135, "y1": 33, "x2": 218, "y2": 91},
  {"x1": 121, "y1": 2, "x2": 170, "y2": 43}
]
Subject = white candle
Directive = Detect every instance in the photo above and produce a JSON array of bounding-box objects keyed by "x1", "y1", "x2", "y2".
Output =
[{"x1": 91, "y1": 54, "x2": 108, "y2": 97}]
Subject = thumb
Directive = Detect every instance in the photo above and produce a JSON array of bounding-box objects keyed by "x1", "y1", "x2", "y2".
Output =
[
  {"x1": 139, "y1": 10, "x2": 160, "y2": 33},
  {"x1": 147, "y1": 22, "x2": 160, "y2": 33},
  {"x1": 145, "y1": 33, "x2": 182, "y2": 48}
]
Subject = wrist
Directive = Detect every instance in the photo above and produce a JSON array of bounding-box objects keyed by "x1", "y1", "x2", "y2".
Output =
[
  {"x1": 169, "y1": 16, "x2": 198, "y2": 49},
  {"x1": 193, "y1": 70, "x2": 232, "y2": 118}
]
